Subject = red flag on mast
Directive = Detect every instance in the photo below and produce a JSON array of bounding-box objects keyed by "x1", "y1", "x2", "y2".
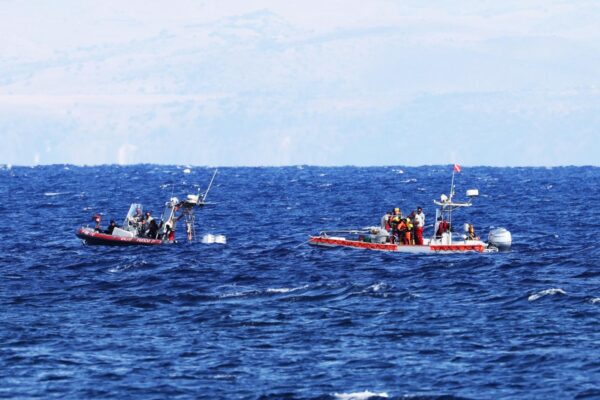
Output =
[{"x1": 453, "y1": 164, "x2": 461, "y2": 173}]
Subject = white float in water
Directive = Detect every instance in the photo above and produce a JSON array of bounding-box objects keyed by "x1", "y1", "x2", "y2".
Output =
[
  {"x1": 215, "y1": 234, "x2": 226, "y2": 244},
  {"x1": 466, "y1": 189, "x2": 479, "y2": 197},
  {"x1": 202, "y1": 234, "x2": 227, "y2": 244}
]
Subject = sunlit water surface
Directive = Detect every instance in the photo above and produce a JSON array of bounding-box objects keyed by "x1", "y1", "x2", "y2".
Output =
[{"x1": 1, "y1": 165, "x2": 599, "y2": 399}]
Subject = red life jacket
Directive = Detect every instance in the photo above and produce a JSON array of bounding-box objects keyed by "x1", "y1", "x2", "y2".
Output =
[{"x1": 437, "y1": 220, "x2": 449, "y2": 234}]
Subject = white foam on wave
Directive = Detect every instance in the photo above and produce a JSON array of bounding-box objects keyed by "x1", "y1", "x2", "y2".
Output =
[
  {"x1": 266, "y1": 284, "x2": 309, "y2": 294},
  {"x1": 349, "y1": 282, "x2": 391, "y2": 297},
  {"x1": 108, "y1": 261, "x2": 145, "y2": 273},
  {"x1": 334, "y1": 391, "x2": 388, "y2": 400},
  {"x1": 219, "y1": 289, "x2": 256, "y2": 299},
  {"x1": 44, "y1": 192, "x2": 63, "y2": 196},
  {"x1": 400, "y1": 178, "x2": 417, "y2": 183},
  {"x1": 528, "y1": 288, "x2": 566, "y2": 302},
  {"x1": 589, "y1": 297, "x2": 600, "y2": 304},
  {"x1": 367, "y1": 282, "x2": 385, "y2": 292},
  {"x1": 183, "y1": 168, "x2": 192, "y2": 174}
]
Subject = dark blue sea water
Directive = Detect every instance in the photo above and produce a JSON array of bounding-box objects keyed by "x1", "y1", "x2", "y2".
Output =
[{"x1": 1, "y1": 165, "x2": 599, "y2": 399}]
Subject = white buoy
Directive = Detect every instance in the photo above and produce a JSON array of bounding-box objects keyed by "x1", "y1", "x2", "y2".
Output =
[
  {"x1": 201, "y1": 234, "x2": 227, "y2": 244},
  {"x1": 201, "y1": 234, "x2": 215, "y2": 244},
  {"x1": 214, "y1": 235, "x2": 227, "y2": 244}
]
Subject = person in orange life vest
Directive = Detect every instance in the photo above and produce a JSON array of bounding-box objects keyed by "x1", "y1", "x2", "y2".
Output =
[
  {"x1": 413, "y1": 207, "x2": 425, "y2": 245},
  {"x1": 407, "y1": 212, "x2": 416, "y2": 244},
  {"x1": 404, "y1": 217, "x2": 413, "y2": 245},
  {"x1": 397, "y1": 218, "x2": 408, "y2": 245}
]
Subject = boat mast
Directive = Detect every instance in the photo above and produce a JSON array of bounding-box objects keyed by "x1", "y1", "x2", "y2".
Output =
[
  {"x1": 448, "y1": 168, "x2": 456, "y2": 231},
  {"x1": 201, "y1": 169, "x2": 218, "y2": 203}
]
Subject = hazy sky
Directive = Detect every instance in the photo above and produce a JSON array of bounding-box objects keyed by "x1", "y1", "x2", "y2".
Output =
[{"x1": 1, "y1": 1, "x2": 599, "y2": 166}]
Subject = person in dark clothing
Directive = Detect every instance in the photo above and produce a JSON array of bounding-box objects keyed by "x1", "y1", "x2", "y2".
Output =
[
  {"x1": 147, "y1": 219, "x2": 159, "y2": 239},
  {"x1": 105, "y1": 220, "x2": 118, "y2": 235}
]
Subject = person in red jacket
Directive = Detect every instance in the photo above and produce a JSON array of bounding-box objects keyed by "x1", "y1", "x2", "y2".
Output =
[
  {"x1": 436, "y1": 217, "x2": 450, "y2": 238},
  {"x1": 413, "y1": 207, "x2": 425, "y2": 245}
]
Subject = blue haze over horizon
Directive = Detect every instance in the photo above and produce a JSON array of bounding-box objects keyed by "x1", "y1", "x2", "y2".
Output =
[{"x1": 1, "y1": 1, "x2": 599, "y2": 167}]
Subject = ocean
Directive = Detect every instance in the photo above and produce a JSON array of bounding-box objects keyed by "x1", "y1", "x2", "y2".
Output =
[{"x1": 1, "y1": 165, "x2": 599, "y2": 399}]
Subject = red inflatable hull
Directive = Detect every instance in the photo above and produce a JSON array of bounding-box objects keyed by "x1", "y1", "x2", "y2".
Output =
[
  {"x1": 76, "y1": 228, "x2": 163, "y2": 246},
  {"x1": 308, "y1": 236, "x2": 485, "y2": 253}
]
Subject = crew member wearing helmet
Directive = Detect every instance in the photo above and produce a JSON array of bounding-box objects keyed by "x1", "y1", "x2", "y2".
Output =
[{"x1": 390, "y1": 208, "x2": 402, "y2": 228}]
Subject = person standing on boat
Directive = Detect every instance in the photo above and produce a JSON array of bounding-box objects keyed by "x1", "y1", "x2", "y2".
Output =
[
  {"x1": 93, "y1": 214, "x2": 102, "y2": 232},
  {"x1": 414, "y1": 207, "x2": 425, "y2": 245},
  {"x1": 390, "y1": 208, "x2": 402, "y2": 230},
  {"x1": 436, "y1": 218, "x2": 450, "y2": 238},
  {"x1": 466, "y1": 224, "x2": 478, "y2": 240},
  {"x1": 128, "y1": 207, "x2": 144, "y2": 233},
  {"x1": 165, "y1": 222, "x2": 175, "y2": 242},
  {"x1": 147, "y1": 219, "x2": 159, "y2": 239},
  {"x1": 144, "y1": 211, "x2": 154, "y2": 224},
  {"x1": 142, "y1": 211, "x2": 154, "y2": 235},
  {"x1": 397, "y1": 218, "x2": 408, "y2": 245},
  {"x1": 405, "y1": 217, "x2": 413, "y2": 245},
  {"x1": 390, "y1": 208, "x2": 402, "y2": 242},
  {"x1": 381, "y1": 211, "x2": 391, "y2": 231}
]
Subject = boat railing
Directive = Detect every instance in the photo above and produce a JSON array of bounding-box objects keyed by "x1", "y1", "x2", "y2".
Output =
[{"x1": 319, "y1": 229, "x2": 366, "y2": 236}]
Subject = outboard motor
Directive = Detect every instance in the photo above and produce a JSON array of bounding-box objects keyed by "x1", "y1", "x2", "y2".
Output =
[
  {"x1": 488, "y1": 228, "x2": 512, "y2": 250},
  {"x1": 368, "y1": 227, "x2": 389, "y2": 244}
]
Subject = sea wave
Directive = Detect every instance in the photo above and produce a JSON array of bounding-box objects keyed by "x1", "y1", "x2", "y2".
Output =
[
  {"x1": 2, "y1": 165, "x2": 599, "y2": 399},
  {"x1": 528, "y1": 288, "x2": 567, "y2": 302},
  {"x1": 334, "y1": 391, "x2": 388, "y2": 400}
]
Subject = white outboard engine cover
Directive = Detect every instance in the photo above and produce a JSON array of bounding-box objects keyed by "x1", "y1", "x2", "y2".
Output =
[
  {"x1": 488, "y1": 228, "x2": 512, "y2": 249},
  {"x1": 368, "y1": 226, "x2": 389, "y2": 244}
]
